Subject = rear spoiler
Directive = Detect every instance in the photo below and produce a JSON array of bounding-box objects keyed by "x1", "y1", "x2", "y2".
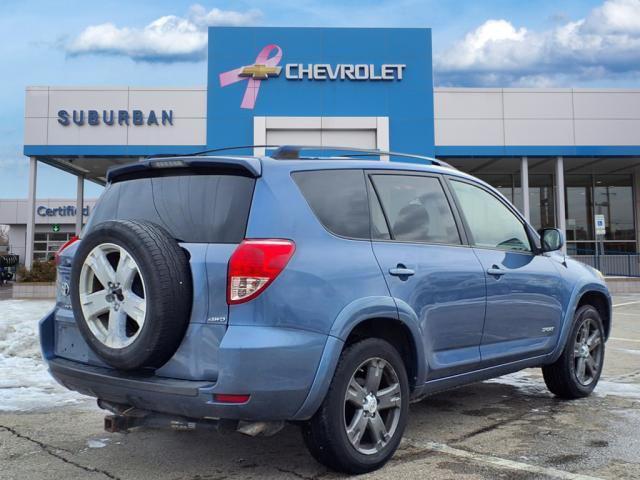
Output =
[{"x1": 106, "y1": 157, "x2": 262, "y2": 183}]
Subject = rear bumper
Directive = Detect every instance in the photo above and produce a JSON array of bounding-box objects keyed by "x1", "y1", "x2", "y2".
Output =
[{"x1": 41, "y1": 310, "x2": 338, "y2": 421}]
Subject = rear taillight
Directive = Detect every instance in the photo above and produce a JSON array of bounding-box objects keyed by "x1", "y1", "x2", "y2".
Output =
[
  {"x1": 55, "y1": 236, "x2": 79, "y2": 265},
  {"x1": 227, "y1": 239, "x2": 295, "y2": 305}
]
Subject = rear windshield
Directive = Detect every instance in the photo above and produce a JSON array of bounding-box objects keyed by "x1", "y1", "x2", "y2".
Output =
[{"x1": 85, "y1": 174, "x2": 255, "y2": 243}]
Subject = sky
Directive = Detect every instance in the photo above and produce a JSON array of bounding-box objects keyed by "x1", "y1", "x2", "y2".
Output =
[{"x1": 1, "y1": 0, "x2": 640, "y2": 198}]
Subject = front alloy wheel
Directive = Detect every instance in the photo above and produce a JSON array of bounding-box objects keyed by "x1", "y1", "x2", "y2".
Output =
[
  {"x1": 573, "y1": 317, "x2": 603, "y2": 386},
  {"x1": 542, "y1": 304, "x2": 605, "y2": 399}
]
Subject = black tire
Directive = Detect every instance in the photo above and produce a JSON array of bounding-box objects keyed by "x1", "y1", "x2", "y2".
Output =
[
  {"x1": 302, "y1": 338, "x2": 409, "y2": 474},
  {"x1": 70, "y1": 220, "x2": 192, "y2": 371},
  {"x1": 542, "y1": 305, "x2": 605, "y2": 399}
]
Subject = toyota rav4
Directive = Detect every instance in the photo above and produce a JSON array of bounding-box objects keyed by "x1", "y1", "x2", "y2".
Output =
[{"x1": 41, "y1": 147, "x2": 611, "y2": 474}]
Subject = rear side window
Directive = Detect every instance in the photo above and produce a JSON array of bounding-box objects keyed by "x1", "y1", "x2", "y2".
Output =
[
  {"x1": 370, "y1": 174, "x2": 461, "y2": 244},
  {"x1": 292, "y1": 170, "x2": 370, "y2": 239},
  {"x1": 85, "y1": 174, "x2": 255, "y2": 243}
]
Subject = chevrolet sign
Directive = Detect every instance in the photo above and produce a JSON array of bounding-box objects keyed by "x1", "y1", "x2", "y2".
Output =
[
  {"x1": 219, "y1": 44, "x2": 407, "y2": 109},
  {"x1": 285, "y1": 63, "x2": 406, "y2": 81}
]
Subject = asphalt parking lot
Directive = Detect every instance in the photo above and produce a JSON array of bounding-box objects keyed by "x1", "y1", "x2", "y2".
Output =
[{"x1": 1, "y1": 295, "x2": 639, "y2": 480}]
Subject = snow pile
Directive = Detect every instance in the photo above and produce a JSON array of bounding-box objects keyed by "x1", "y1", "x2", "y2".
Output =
[{"x1": 0, "y1": 299, "x2": 88, "y2": 411}]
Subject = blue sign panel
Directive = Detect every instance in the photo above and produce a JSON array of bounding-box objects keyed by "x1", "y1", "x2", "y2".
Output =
[{"x1": 207, "y1": 27, "x2": 435, "y2": 157}]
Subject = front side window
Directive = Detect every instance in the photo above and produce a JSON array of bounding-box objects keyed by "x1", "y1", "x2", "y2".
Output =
[
  {"x1": 450, "y1": 180, "x2": 531, "y2": 252},
  {"x1": 370, "y1": 174, "x2": 461, "y2": 244}
]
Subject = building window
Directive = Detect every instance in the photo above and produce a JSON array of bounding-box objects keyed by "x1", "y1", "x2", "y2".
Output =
[
  {"x1": 33, "y1": 232, "x2": 74, "y2": 262},
  {"x1": 565, "y1": 173, "x2": 636, "y2": 254},
  {"x1": 594, "y1": 175, "x2": 635, "y2": 242},
  {"x1": 528, "y1": 175, "x2": 555, "y2": 231},
  {"x1": 441, "y1": 158, "x2": 637, "y2": 254},
  {"x1": 565, "y1": 175, "x2": 593, "y2": 242}
]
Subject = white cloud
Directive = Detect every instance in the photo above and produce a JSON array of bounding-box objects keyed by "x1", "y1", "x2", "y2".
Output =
[
  {"x1": 583, "y1": 0, "x2": 640, "y2": 33},
  {"x1": 435, "y1": 0, "x2": 640, "y2": 86},
  {"x1": 66, "y1": 4, "x2": 261, "y2": 62}
]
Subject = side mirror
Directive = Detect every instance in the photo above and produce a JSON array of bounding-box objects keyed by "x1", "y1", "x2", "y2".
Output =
[{"x1": 540, "y1": 228, "x2": 564, "y2": 253}]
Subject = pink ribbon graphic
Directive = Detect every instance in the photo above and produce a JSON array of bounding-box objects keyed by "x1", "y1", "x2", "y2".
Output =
[{"x1": 219, "y1": 44, "x2": 283, "y2": 109}]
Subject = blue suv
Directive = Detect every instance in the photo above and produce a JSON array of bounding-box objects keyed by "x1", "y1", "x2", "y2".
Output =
[{"x1": 42, "y1": 147, "x2": 611, "y2": 474}]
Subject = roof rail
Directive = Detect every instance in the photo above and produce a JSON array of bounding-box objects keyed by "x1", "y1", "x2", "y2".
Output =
[
  {"x1": 143, "y1": 144, "x2": 454, "y2": 169},
  {"x1": 270, "y1": 145, "x2": 454, "y2": 169},
  {"x1": 145, "y1": 145, "x2": 280, "y2": 159}
]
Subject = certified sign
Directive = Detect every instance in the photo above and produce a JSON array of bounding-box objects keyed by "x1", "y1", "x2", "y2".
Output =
[{"x1": 594, "y1": 214, "x2": 606, "y2": 235}]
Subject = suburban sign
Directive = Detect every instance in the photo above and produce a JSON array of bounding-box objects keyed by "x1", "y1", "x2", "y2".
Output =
[{"x1": 57, "y1": 109, "x2": 174, "y2": 126}]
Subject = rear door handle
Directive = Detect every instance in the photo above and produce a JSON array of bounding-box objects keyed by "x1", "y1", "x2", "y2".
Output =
[
  {"x1": 389, "y1": 265, "x2": 415, "y2": 277},
  {"x1": 487, "y1": 265, "x2": 505, "y2": 276}
]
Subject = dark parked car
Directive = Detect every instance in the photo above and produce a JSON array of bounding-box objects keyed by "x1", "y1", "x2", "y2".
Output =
[
  {"x1": 0, "y1": 253, "x2": 19, "y2": 284},
  {"x1": 41, "y1": 147, "x2": 610, "y2": 473}
]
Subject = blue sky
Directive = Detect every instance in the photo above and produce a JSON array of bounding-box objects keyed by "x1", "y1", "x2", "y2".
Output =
[{"x1": 1, "y1": 0, "x2": 638, "y2": 198}]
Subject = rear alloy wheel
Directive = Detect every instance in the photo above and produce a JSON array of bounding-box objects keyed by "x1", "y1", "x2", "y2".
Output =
[
  {"x1": 302, "y1": 338, "x2": 409, "y2": 474},
  {"x1": 542, "y1": 305, "x2": 605, "y2": 399},
  {"x1": 344, "y1": 358, "x2": 402, "y2": 455}
]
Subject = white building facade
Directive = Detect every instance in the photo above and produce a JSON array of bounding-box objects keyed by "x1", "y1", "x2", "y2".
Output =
[{"x1": 0, "y1": 199, "x2": 96, "y2": 263}]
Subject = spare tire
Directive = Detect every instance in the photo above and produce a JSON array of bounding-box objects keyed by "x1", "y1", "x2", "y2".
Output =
[{"x1": 70, "y1": 220, "x2": 192, "y2": 371}]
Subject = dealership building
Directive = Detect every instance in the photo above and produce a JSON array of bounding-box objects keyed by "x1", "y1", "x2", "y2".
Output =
[
  {"x1": 0, "y1": 199, "x2": 96, "y2": 262},
  {"x1": 19, "y1": 26, "x2": 640, "y2": 268}
]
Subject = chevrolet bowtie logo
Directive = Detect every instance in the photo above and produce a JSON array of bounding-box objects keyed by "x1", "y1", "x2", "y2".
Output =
[
  {"x1": 219, "y1": 44, "x2": 283, "y2": 109},
  {"x1": 239, "y1": 64, "x2": 282, "y2": 80}
]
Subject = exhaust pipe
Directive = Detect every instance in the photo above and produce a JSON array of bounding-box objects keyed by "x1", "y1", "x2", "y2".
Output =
[{"x1": 237, "y1": 421, "x2": 285, "y2": 437}]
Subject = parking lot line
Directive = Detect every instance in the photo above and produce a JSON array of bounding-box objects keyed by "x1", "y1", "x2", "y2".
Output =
[
  {"x1": 409, "y1": 441, "x2": 603, "y2": 480},
  {"x1": 613, "y1": 300, "x2": 640, "y2": 308},
  {"x1": 610, "y1": 337, "x2": 640, "y2": 343}
]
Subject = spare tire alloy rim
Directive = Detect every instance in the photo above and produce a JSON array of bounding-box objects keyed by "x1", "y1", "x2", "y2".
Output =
[
  {"x1": 573, "y1": 317, "x2": 603, "y2": 386},
  {"x1": 343, "y1": 357, "x2": 402, "y2": 455},
  {"x1": 79, "y1": 243, "x2": 147, "y2": 349}
]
